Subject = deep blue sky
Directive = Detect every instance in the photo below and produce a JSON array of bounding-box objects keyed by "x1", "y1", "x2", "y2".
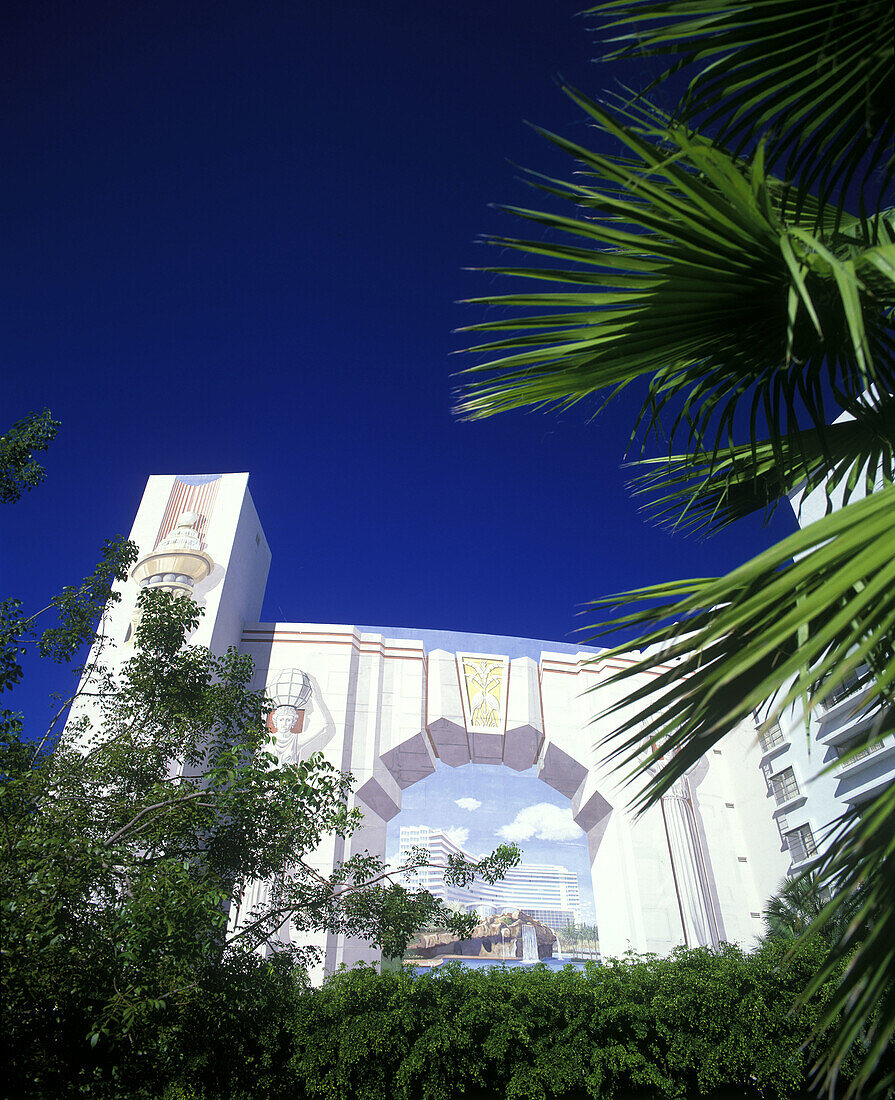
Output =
[{"x1": 4, "y1": 1, "x2": 797, "y2": 728}]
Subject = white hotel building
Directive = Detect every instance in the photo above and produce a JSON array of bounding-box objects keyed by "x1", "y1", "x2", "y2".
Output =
[
  {"x1": 398, "y1": 825, "x2": 582, "y2": 929},
  {"x1": 84, "y1": 471, "x2": 894, "y2": 973},
  {"x1": 756, "y1": 427, "x2": 894, "y2": 876}
]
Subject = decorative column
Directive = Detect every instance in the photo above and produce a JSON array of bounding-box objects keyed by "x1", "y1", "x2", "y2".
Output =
[{"x1": 660, "y1": 772, "x2": 723, "y2": 948}]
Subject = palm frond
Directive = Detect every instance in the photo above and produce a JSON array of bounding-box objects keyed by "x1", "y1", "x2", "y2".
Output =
[
  {"x1": 456, "y1": 91, "x2": 895, "y2": 463},
  {"x1": 579, "y1": 487, "x2": 895, "y2": 1095},
  {"x1": 627, "y1": 395, "x2": 895, "y2": 535},
  {"x1": 802, "y1": 784, "x2": 895, "y2": 1098},
  {"x1": 587, "y1": 0, "x2": 895, "y2": 217},
  {"x1": 763, "y1": 871, "x2": 832, "y2": 942},
  {"x1": 581, "y1": 484, "x2": 895, "y2": 806}
]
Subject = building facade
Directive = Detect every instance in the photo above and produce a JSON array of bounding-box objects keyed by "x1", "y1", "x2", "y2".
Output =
[
  {"x1": 93, "y1": 471, "x2": 808, "y2": 974},
  {"x1": 756, "y1": 420, "x2": 895, "y2": 874}
]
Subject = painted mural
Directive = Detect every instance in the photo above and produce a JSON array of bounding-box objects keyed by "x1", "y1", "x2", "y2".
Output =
[{"x1": 385, "y1": 762, "x2": 600, "y2": 969}]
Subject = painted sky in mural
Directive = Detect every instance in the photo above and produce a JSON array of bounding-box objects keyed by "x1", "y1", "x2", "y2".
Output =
[{"x1": 384, "y1": 761, "x2": 597, "y2": 924}]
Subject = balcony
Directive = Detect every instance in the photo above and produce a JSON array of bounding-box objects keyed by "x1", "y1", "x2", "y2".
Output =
[
  {"x1": 834, "y1": 736, "x2": 895, "y2": 781},
  {"x1": 836, "y1": 735, "x2": 884, "y2": 765},
  {"x1": 822, "y1": 669, "x2": 864, "y2": 710}
]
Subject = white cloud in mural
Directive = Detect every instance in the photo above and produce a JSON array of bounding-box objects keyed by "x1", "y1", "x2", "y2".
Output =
[
  {"x1": 498, "y1": 803, "x2": 582, "y2": 843},
  {"x1": 455, "y1": 797, "x2": 482, "y2": 812},
  {"x1": 444, "y1": 826, "x2": 470, "y2": 849}
]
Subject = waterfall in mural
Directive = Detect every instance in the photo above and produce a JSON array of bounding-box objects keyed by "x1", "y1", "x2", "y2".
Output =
[
  {"x1": 521, "y1": 923, "x2": 538, "y2": 963},
  {"x1": 662, "y1": 775, "x2": 722, "y2": 947}
]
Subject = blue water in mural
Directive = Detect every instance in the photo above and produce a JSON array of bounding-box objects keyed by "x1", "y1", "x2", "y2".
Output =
[{"x1": 410, "y1": 956, "x2": 598, "y2": 975}]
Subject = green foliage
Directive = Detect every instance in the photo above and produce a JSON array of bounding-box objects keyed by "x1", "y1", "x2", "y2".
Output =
[
  {"x1": 458, "y1": 90, "x2": 895, "y2": 473},
  {"x1": 2, "y1": 587, "x2": 281, "y2": 1093},
  {"x1": 152, "y1": 954, "x2": 309, "y2": 1100},
  {"x1": 587, "y1": 0, "x2": 894, "y2": 217},
  {"x1": 2, "y1": 938, "x2": 885, "y2": 1098},
  {"x1": 0, "y1": 408, "x2": 60, "y2": 504},
  {"x1": 799, "y1": 791, "x2": 895, "y2": 1100},
  {"x1": 628, "y1": 403, "x2": 895, "y2": 537},
  {"x1": 281, "y1": 941, "x2": 883, "y2": 1100},
  {"x1": 0, "y1": 432, "x2": 521, "y2": 1096},
  {"x1": 457, "y1": 4, "x2": 894, "y2": 1093},
  {"x1": 1, "y1": 585, "x2": 519, "y2": 1095},
  {"x1": 0, "y1": 535, "x2": 137, "y2": 695},
  {"x1": 584, "y1": 488, "x2": 895, "y2": 804},
  {"x1": 763, "y1": 872, "x2": 870, "y2": 947}
]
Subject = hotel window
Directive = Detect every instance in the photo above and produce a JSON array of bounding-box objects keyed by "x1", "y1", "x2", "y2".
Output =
[
  {"x1": 770, "y1": 767, "x2": 800, "y2": 805},
  {"x1": 759, "y1": 722, "x2": 785, "y2": 754},
  {"x1": 836, "y1": 736, "x2": 884, "y2": 764},
  {"x1": 785, "y1": 824, "x2": 817, "y2": 864}
]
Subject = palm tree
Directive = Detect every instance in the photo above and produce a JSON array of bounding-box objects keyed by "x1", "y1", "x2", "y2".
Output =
[
  {"x1": 763, "y1": 872, "x2": 867, "y2": 946},
  {"x1": 456, "y1": 3, "x2": 894, "y2": 1096},
  {"x1": 764, "y1": 874, "x2": 830, "y2": 943}
]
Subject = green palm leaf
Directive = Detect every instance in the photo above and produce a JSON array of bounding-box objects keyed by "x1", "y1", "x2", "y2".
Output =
[
  {"x1": 628, "y1": 395, "x2": 895, "y2": 534},
  {"x1": 579, "y1": 488, "x2": 895, "y2": 1097},
  {"x1": 458, "y1": 24, "x2": 895, "y2": 1091},
  {"x1": 457, "y1": 91, "x2": 895, "y2": 463},
  {"x1": 583, "y1": 485, "x2": 895, "y2": 803},
  {"x1": 763, "y1": 872, "x2": 832, "y2": 942},
  {"x1": 587, "y1": 0, "x2": 895, "y2": 217},
  {"x1": 803, "y1": 785, "x2": 895, "y2": 1098}
]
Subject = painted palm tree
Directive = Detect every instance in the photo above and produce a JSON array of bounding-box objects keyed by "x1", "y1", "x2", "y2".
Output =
[{"x1": 456, "y1": 3, "x2": 893, "y2": 1095}]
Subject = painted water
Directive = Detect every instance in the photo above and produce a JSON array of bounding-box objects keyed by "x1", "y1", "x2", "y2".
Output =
[
  {"x1": 410, "y1": 956, "x2": 597, "y2": 975},
  {"x1": 521, "y1": 924, "x2": 538, "y2": 964}
]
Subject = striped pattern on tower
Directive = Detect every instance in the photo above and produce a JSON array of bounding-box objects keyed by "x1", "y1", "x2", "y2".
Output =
[{"x1": 154, "y1": 478, "x2": 220, "y2": 548}]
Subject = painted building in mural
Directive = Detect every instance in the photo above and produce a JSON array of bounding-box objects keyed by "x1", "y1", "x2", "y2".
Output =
[
  {"x1": 398, "y1": 826, "x2": 582, "y2": 928},
  {"x1": 90, "y1": 470, "x2": 891, "y2": 974}
]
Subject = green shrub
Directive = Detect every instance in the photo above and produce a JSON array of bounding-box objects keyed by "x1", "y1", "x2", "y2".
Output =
[
  {"x1": 9, "y1": 939, "x2": 887, "y2": 1098},
  {"x1": 283, "y1": 938, "x2": 873, "y2": 1100}
]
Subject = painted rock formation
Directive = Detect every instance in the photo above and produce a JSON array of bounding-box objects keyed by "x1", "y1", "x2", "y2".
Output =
[{"x1": 411, "y1": 910, "x2": 556, "y2": 960}]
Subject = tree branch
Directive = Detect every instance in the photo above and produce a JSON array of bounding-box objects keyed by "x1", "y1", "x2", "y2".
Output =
[
  {"x1": 224, "y1": 902, "x2": 297, "y2": 947},
  {"x1": 104, "y1": 789, "x2": 208, "y2": 848}
]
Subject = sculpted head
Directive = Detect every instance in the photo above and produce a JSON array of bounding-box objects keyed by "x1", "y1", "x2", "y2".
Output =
[{"x1": 272, "y1": 704, "x2": 298, "y2": 736}]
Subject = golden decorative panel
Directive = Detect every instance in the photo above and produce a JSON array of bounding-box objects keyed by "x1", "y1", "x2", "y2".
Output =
[{"x1": 460, "y1": 655, "x2": 506, "y2": 729}]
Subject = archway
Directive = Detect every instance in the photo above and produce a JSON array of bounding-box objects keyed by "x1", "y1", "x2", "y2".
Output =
[{"x1": 328, "y1": 647, "x2": 724, "y2": 971}]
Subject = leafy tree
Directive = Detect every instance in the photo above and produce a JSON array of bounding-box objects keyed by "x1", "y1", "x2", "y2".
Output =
[
  {"x1": 0, "y1": 419, "x2": 519, "y2": 1096},
  {"x1": 0, "y1": 411, "x2": 124, "y2": 701},
  {"x1": 0, "y1": 408, "x2": 59, "y2": 504},
  {"x1": 457, "y1": 3, "x2": 893, "y2": 1095},
  {"x1": 1, "y1": 586, "x2": 518, "y2": 1094}
]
